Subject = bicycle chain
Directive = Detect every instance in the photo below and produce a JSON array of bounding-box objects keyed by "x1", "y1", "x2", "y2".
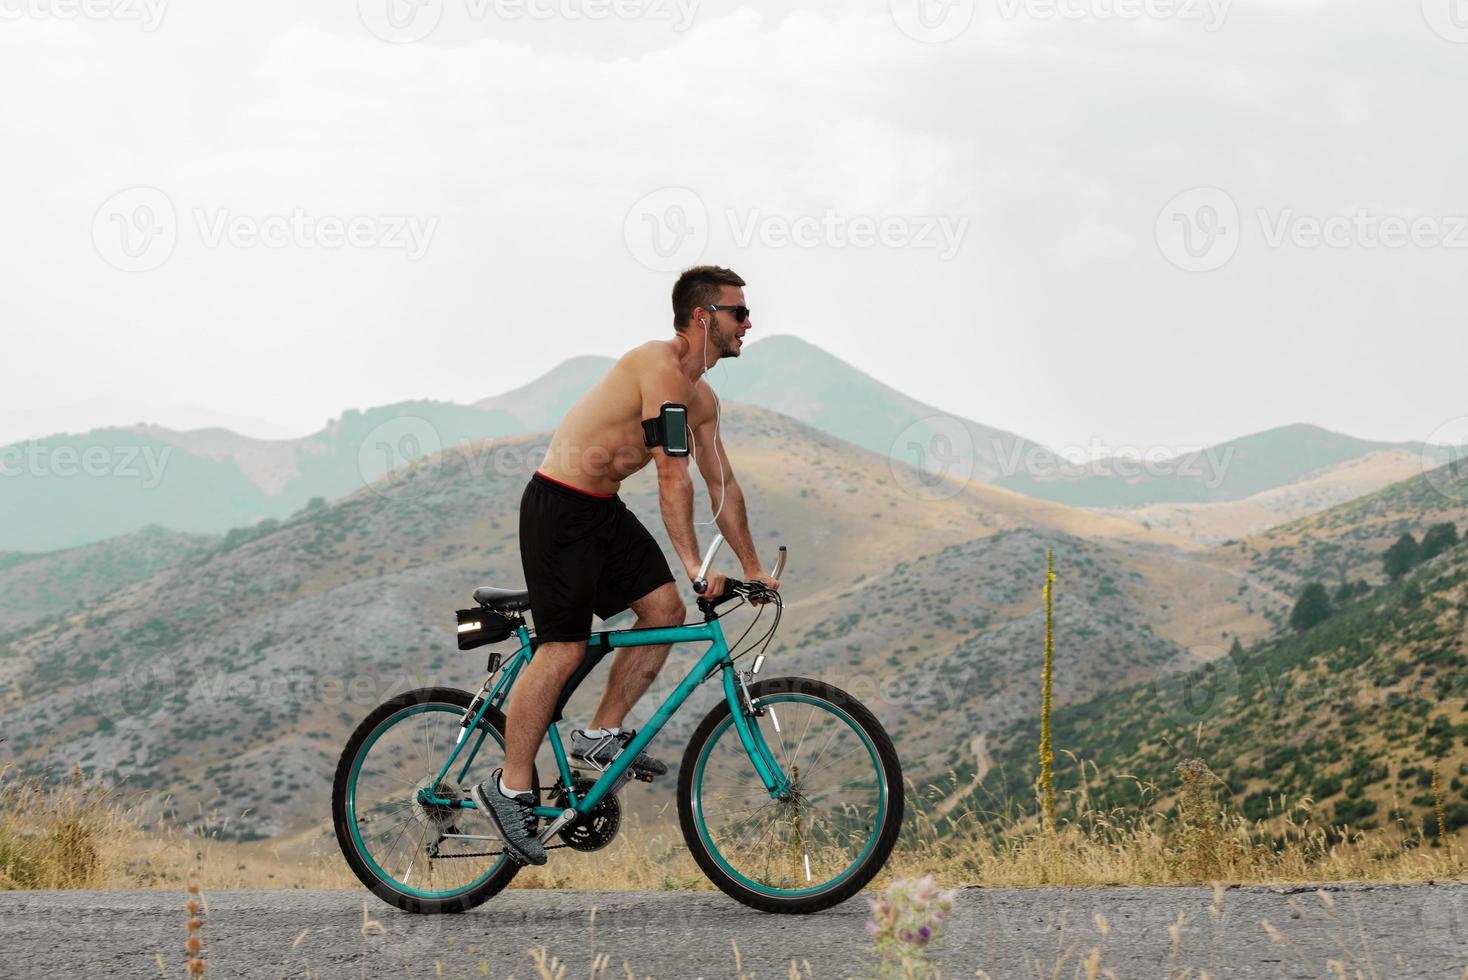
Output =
[{"x1": 432, "y1": 842, "x2": 572, "y2": 860}]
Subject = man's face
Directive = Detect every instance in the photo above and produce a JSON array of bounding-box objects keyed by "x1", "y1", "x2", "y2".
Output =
[{"x1": 706, "y1": 286, "x2": 749, "y2": 359}]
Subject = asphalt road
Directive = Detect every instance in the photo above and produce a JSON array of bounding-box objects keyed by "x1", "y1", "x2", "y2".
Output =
[{"x1": 1, "y1": 884, "x2": 1465, "y2": 978}]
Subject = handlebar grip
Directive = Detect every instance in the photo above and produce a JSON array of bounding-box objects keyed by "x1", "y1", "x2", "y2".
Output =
[
  {"x1": 695, "y1": 577, "x2": 742, "y2": 612},
  {"x1": 770, "y1": 545, "x2": 786, "y2": 580},
  {"x1": 695, "y1": 534, "x2": 724, "y2": 588}
]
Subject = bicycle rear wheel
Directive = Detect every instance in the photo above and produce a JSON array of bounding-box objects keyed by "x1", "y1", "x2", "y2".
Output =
[
  {"x1": 332, "y1": 686, "x2": 536, "y2": 914},
  {"x1": 677, "y1": 676, "x2": 903, "y2": 913}
]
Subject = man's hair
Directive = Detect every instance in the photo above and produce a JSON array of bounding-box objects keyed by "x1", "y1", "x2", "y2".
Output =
[{"x1": 671, "y1": 265, "x2": 745, "y2": 332}]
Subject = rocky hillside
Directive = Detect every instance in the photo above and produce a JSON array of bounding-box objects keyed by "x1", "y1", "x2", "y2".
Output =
[
  {"x1": 0, "y1": 405, "x2": 1232, "y2": 843},
  {"x1": 1207, "y1": 456, "x2": 1468, "y2": 632},
  {"x1": 0, "y1": 526, "x2": 215, "y2": 635},
  {"x1": 979, "y1": 491, "x2": 1468, "y2": 840}
]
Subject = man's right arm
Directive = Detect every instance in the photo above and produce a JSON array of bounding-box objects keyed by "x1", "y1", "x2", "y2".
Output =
[
  {"x1": 642, "y1": 360, "x2": 720, "y2": 592},
  {"x1": 655, "y1": 453, "x2": 701, "y2": 581}
]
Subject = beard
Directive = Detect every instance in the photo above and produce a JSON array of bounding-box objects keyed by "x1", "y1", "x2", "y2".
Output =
[{"x1": 712, "y1": 320, "x2": 741, "y2": 358}]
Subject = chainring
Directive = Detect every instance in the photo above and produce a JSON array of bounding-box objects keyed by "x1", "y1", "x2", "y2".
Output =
[{"x1": 555, "y1": 776, "x2": 622, "y2": 852}]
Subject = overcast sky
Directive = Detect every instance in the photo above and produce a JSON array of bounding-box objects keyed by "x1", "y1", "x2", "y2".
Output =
[{"x1": 2, "y1": 0, "x2": 1465, "y2": 459}]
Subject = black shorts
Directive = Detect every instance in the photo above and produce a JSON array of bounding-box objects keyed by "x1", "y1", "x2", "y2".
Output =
[{"x1": 519, "y1": 471, "x2": 676, "y2": 643}]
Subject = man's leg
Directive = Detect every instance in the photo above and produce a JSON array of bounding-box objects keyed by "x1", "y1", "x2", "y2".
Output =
[
  {"x1": 502, "y1": 640, "x2": 586, "y2": 791},
  {"x1": 589, "y1": 582, "x2": 685, "y2": 730}
]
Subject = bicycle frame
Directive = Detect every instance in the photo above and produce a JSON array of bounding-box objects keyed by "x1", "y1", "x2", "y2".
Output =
[{"x1": 421, "y1": 616, "x2": 792, "y2": 835}]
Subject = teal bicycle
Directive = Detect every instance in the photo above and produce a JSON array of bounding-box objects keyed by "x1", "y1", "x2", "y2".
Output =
[{"x1": 332, "y1": 537, "x2": 904, "y2": 914}]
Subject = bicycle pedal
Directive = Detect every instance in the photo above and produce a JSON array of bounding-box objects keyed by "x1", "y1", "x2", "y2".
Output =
[{"x1": 634, "y1": 772, "x2": 655, "y2": 783}]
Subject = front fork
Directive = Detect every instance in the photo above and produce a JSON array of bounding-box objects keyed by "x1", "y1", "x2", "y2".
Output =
[{"x1": 721, "y1": 663, "x2": 793, "y2": 800}]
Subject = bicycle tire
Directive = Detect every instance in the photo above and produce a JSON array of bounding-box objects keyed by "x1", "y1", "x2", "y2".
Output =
[
  {"x1": 332, "y1": 686, "x2": 537, "y2": 914},
  {"x1": 677, "y1": 676, "x2": 904, "y2": 914}
]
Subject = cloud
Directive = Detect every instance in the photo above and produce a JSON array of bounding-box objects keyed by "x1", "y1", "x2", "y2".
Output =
[{"x1": 1, "y1": 0, "x2": 1464, "y2": 454}]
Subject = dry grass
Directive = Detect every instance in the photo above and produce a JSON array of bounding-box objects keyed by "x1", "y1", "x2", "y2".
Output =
[
  {"x1": 888, "y1": 761, "x2": 1466, "y2": 890},
  {"x1": 0, "y1": 764, "x2": 351, "y2": 891},
  {"x1": 1, "y1": 764, "x2": 117, "y2": 889},
  {"x1": 4, "y1": 758, "x2": 1464, "y2": 895}
]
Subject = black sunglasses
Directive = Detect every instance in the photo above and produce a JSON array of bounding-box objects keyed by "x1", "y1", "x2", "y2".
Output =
[{"x1": 704, "y1": 304, "x2": 750, "y2": 324}]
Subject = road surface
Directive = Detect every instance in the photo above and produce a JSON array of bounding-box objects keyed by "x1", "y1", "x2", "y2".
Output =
[{"x1": 1, "y1": 884, "x2": 1465, "y2": 978}]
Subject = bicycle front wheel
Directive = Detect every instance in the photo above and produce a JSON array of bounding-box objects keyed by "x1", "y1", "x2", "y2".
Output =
[{"x1": 677, "y1": 676, "x2": 904, "y2": 913}]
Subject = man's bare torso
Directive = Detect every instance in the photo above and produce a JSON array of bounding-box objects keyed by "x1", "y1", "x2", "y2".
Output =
[{"x1": 537, "y1": 339, "x2": 713, "y2": 495}]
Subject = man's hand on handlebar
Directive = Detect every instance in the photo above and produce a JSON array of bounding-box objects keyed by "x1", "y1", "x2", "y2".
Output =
[
  {"x1": 743, "y1": 572, "x2": 780, "y2": 605},
  {"x1": 694, "y1": 569, "x2": 729, "y2": 600},
  {"x1": 691, "y1": 536, "x2": 785, "y2": 610}
]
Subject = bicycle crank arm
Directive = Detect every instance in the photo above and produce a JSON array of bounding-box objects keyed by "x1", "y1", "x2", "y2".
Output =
[{"x1": 538, "y1": 807, "x2": 579, "y2": 844}]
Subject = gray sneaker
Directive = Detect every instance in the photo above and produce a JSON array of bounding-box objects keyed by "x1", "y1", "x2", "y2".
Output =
[
  {"x1": 569, "y1": 728, "x2": 668, "y2": 778},
  {"x1": 470, "y1": 769, "x2": 546, "y2": 866}
]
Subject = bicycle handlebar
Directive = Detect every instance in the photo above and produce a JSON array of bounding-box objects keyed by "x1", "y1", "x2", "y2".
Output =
[
  {"x1": 693, "y1": 538, "x2": 786, "y2": 596},
  {"x1": 693, "y1": 540, "x2": 785, "y2": 615},
  {"x1": 692, "y1": 534, "x2": 724, "y2": 594}
]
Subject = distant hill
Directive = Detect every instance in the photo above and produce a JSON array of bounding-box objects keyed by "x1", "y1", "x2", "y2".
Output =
[
  {"x1": 474, "y1": 355, "x2": 615, "y2": 431},
  {"x1": 684, "y1": 335, "x2": 1049, "y2": 486},
  {"x1": 0, "y1": 401, "x2": 523, "y2": 552},
  {"x1": 995, "y1": 423, "x2": 1452, "y2": 507},
  {"x1": 0, "y1": 525, "x2": 215, "y2": 635},
  {"x1": 0, "y1": 398, "x2": 304, "y2": 446},
  {"x1": 980, "y1": 526, "x2": 1468, "y2": 840},
  {"x1": 472, "y1": 336, "x2": 1056, "y2": 485},
  {"x1": 1095, "y1": 448, "x2": 1431, "y2": 547}
]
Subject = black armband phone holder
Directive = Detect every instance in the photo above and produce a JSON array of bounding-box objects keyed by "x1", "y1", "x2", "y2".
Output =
[{"x1": 642, "y1": 402, "x2": 690, "y2": 457}]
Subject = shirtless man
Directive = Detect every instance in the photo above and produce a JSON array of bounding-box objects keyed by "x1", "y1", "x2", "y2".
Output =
[{"x1": 471, "y1": 265, "x2": 781, "y2": 865}]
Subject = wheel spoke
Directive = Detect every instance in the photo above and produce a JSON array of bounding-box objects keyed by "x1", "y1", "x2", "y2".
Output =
[
  {"x1": 690, "y1": 691, "x2": 894, "y2": 902},
  {"x1": 339, "y1": 698, "x2": 516, "y2": 901}
]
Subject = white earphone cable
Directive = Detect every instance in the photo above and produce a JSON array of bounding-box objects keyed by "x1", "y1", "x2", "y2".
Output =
[{"x1": 692, "y1": 313, "x2": 726, "y2": 527}]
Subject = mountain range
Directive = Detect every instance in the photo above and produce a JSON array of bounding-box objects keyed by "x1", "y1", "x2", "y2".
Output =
[
  {"x1": 1, "y1": 385, "x2": 1465, "y2": 850},
  {"x1": 3, "y1": 336, "x2": 1454, "y2": 553}
]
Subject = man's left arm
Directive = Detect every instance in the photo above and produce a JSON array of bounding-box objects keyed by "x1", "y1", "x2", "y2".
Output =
[{"x1": 692, "y1": 410, "x2": 779, "y2": 592}]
